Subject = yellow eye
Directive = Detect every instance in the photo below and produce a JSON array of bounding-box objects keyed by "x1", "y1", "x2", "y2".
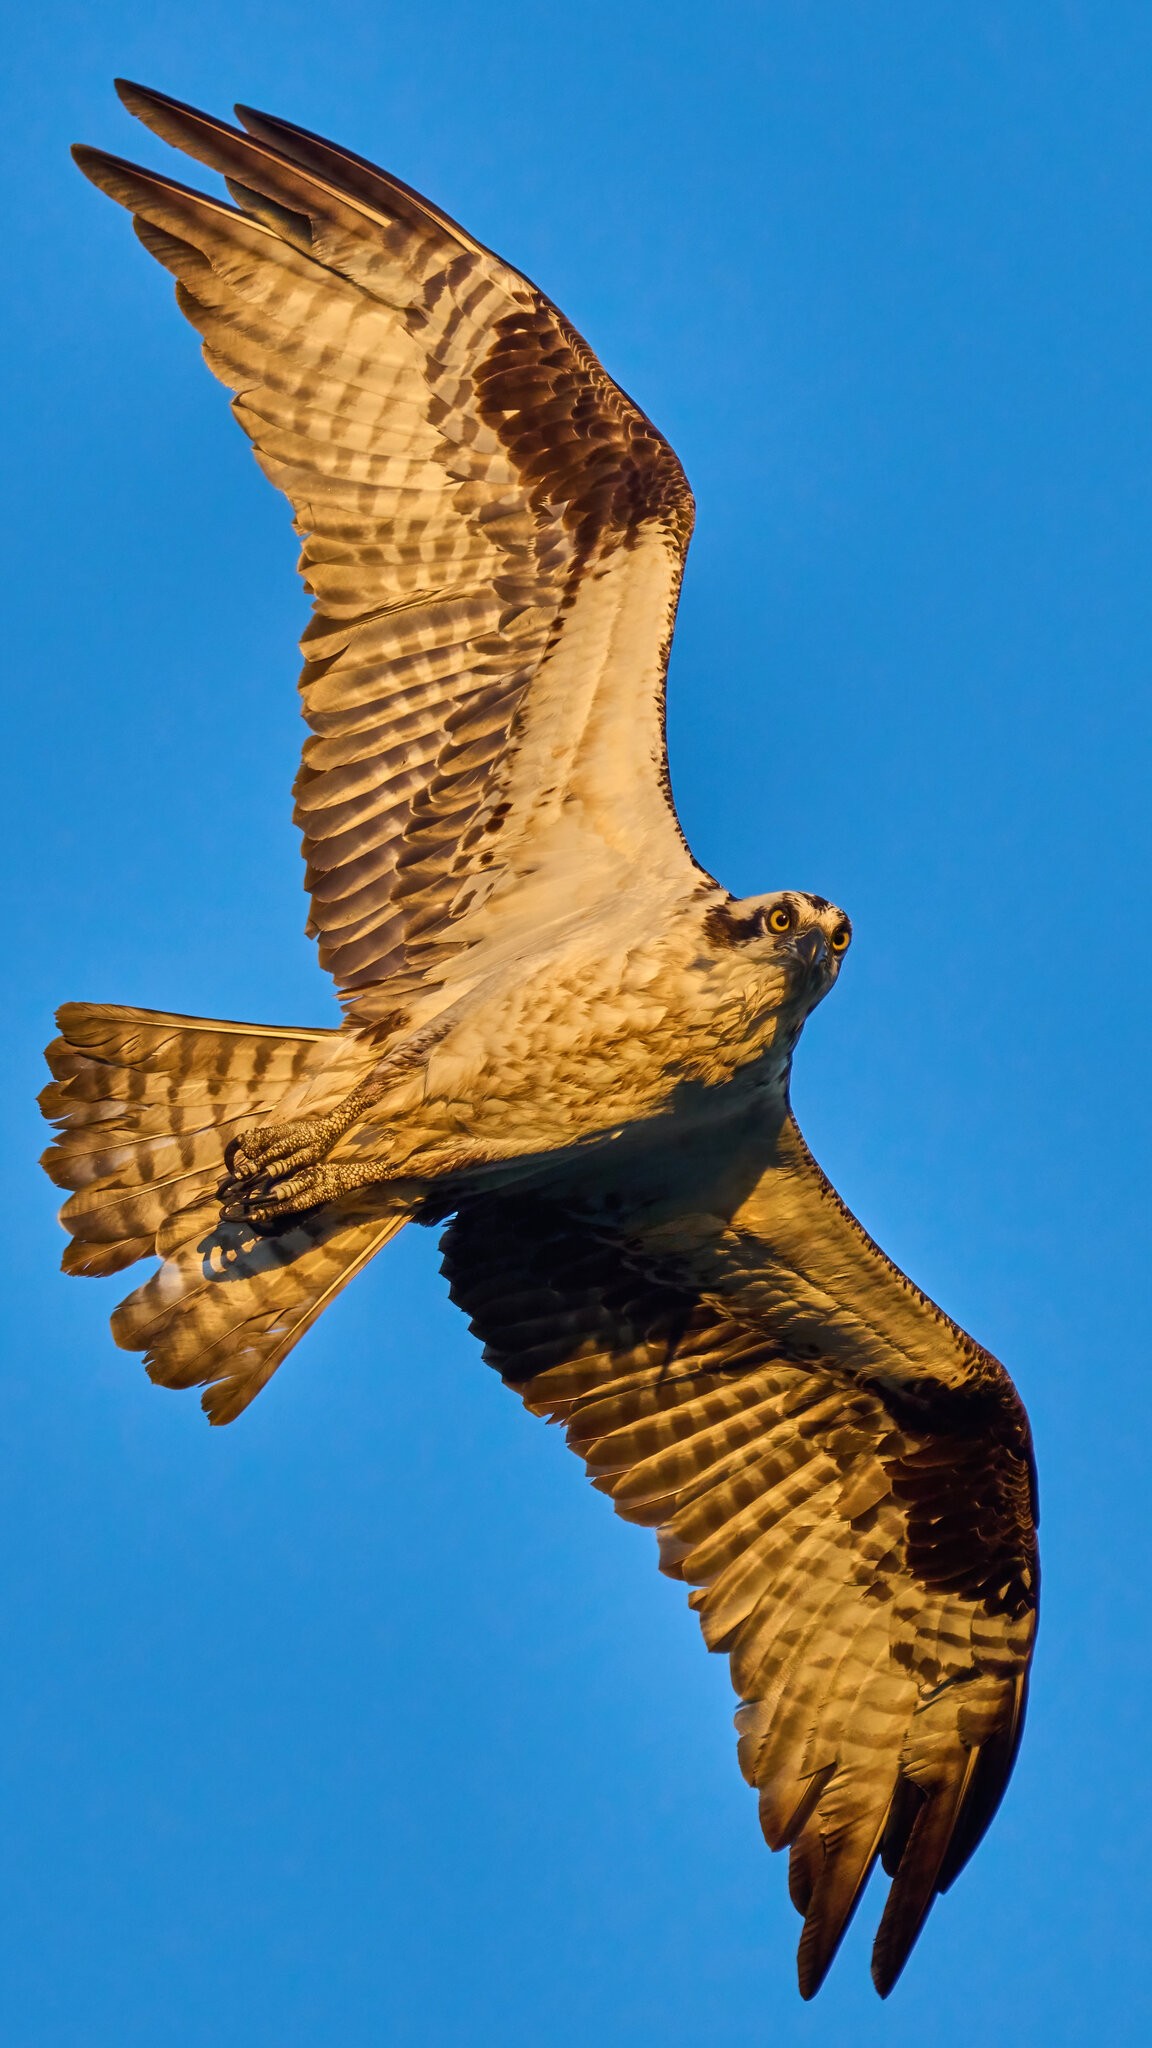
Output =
[
  {"x1": 767, "y1": 905, "x2": 793, "y2": 934},
  {"x1": 830, "y1": 924, "x2": 852, "y2": 953}
]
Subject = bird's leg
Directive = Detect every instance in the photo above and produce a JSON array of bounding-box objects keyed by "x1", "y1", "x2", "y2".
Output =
[
  {"x1": 226, "y1": 1151, "x2": 402, "y2": 1226},
  {"x1": 218, "y1": 1066, "x2": 404, "y2": 1222},
  {"x1": 224, "y1": 1128, "x2": 539, "y2": 1228},
  {"x1": 223, "y1": 1077, "x2": 380, "y2": 1179},
  {"x1": 219, "y1": 1000, "x2": 477, "y2": 1216}
]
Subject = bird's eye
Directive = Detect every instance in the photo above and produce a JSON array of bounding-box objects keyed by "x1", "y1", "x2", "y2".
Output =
[
  {"x1": 830, "y1": 924, "x2": 851, "y2": 953},
  {"x1": 766, "y1": 904, "x2": 793, "y2": 934}
]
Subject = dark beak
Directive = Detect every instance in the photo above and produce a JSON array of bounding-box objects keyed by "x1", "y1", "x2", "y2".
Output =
[{"x1": 793, "y1": 930, "x2": 827, "y2": 973}]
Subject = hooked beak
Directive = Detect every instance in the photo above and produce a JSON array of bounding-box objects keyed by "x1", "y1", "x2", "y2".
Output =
[{"x1": 792, "y1": 929, "x2": 827, "y2": 974}]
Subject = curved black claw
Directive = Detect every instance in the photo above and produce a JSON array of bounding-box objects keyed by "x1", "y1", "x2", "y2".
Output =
[
  {"x1": 218, "y1": 1115, "x2": 343, "y2": 1222},
  {"x1": 217, "y1": 1166, "x2": 272, "y2": 1221}
]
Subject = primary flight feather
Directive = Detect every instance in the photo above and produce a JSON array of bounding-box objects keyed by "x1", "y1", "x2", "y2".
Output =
[{"x1": 41, "y1": 81, "x2": 1038, "y2": 2000}]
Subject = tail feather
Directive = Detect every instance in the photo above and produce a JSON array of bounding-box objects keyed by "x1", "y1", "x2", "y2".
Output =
[
  {"x1": 116, "y1": 1193, "x2": 405, "y2": 1424},
  {"x1": 40, "y1": 1001, "x2": 404, "y2": 1420}
]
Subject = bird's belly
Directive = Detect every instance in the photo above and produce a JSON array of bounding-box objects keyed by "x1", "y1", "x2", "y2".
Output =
[{"x1": 333, "y1": 971, "x2": 790, "y2": 1179}]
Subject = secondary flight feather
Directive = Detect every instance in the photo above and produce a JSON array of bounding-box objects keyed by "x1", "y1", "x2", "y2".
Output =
[{"x1": 41, "y1": 82, "x2": 1038, "y2": 2000}]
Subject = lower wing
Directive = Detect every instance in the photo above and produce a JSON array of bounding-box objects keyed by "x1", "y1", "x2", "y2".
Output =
[{"x1": 440, "y1": 1109, "x2": 1037, "y2": 1998}]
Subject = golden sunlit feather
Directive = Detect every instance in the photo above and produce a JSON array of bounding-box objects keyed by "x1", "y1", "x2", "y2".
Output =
[{"x1": 42, "y1": 82, "x2": 1038, "y2": 1998}]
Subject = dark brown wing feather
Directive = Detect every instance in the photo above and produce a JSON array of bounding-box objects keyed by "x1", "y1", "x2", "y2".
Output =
[
  {"x1": 73, "y1": 84, "x2": 699, "y2": 1024},
  {"x1": 441, "y1": 1152, "x2": 1037, "y2": 1999}
]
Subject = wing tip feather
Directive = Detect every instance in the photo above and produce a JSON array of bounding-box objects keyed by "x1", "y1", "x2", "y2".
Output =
[
  {"x1": 791, "y1": 1796, "x2": 893, "y2": 2001},
  {"x1": 112, "y1": 76, "x2": 150, "y2": 113}
]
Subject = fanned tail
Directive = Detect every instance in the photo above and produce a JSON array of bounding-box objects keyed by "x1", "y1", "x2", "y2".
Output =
[{"x1": 40, "y1": 1002, "x2": 405, "y2": 1421}]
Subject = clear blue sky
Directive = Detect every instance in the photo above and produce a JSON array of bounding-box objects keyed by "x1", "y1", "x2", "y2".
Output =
[{"x1": 4, "y1": 4, "x2": 1151, "y2": 2042}]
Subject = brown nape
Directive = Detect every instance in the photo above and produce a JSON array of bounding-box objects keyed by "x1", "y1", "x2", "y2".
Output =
[{"x1": 704, "y1": 896, "x2": 764, "y2": 947}]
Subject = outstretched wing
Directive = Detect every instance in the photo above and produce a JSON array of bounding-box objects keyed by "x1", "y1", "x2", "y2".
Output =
[
  {"x1": 441, "y1": 1113, "x2": 1037, "y2": 1999},
  {"x1": 75, "y1": 83, "x2": 701, "y2": 1025}
]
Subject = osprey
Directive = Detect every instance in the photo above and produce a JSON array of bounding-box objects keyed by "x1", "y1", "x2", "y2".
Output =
[{"x1": 42, "y1": 82, "x2": 1038, "y2": 2001}]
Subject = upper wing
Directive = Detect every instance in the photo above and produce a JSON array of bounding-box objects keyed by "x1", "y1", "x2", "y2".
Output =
[
  {"x1": 75, "y1": 83, "x2": 702, "y2": 1024},
  {"x1": 441, "y1": 1114, "x2": 1037, "y2": 1999}
]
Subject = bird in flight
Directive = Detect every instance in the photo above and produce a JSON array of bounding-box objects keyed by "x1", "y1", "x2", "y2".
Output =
[{"x1": 41, "y1": 81, "x2": 1038, "y2": 2001}]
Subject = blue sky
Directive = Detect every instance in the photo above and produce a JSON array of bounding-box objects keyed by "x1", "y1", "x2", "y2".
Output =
[{"x1": 4, "y1": 3, "x2": 1152, "y2": 2042}]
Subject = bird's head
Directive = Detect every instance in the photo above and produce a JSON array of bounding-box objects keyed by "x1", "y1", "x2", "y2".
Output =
[{"x1": 704, "y1": 889, "x2": 852, "y2": 1013}]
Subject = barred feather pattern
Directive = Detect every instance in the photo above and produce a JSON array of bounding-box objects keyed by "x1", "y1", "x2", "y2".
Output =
[
  {"x1": 442, "y1": 1182, "x2": 1037, "y2": 2000},
  {"x1": 55, "y1": 86, "x2": 1042, "y2": 1999},
  {"x1": 40, "y1": 1003, "x2": 398, "y2": 1423},
  {"x1": 73, "y1": 84, "x2": 700, "y2": 1024}
]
